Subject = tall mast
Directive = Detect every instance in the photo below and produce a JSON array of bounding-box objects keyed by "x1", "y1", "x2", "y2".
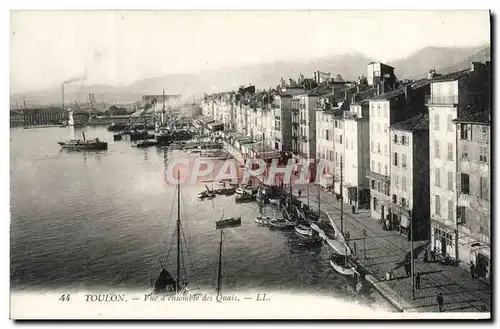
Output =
[
  {"x1": 340, "y1": 156, "x2": 344, "y2": 234},
  {"x1": 176, "y1": 170, "x2": 181, "y2": 293},
  {"x1": 216, "y1": 230, "x2": 223, "y2": 296},
  {"x1": 61, "y1": 83, "x2": 65, "y2": 110},
  {"x1": 317, "y1": 182, "x2": 321, "y2": 217}
]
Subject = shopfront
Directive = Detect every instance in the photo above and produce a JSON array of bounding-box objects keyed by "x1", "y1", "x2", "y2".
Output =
[{"x1": 432, "y1": 223, "x2": 456, "y2": 258}]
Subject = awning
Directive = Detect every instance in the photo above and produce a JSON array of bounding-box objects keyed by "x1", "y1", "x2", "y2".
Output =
[{"x1": 400, "y1": 215, "x2": 410, "y2": 228}]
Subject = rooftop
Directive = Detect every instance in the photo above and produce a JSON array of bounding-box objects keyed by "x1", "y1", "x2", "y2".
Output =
[
  {"x1": 453, "y1": 110, "x2": 491, "y2": 125},
  {"x1": 389, "y1": 113, "x2": 429, "y2": 131},
  {"x1": 431, "y1": 69, "x2": 472, "y2": 83}
]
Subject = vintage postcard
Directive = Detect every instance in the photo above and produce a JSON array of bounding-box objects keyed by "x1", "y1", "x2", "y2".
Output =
[{"x1": 9, "y1": 9, "x2": 491, "y2": 320}]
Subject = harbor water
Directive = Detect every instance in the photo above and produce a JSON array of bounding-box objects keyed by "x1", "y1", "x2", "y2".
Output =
[{"x1": 10, "y1": 126, "x2": 393, "y2": 310}]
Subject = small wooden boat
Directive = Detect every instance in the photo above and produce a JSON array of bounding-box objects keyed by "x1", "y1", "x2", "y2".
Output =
[
  {"x1": 133, "y1": 140, "x2": 158, "y2": 148},
  {"x1": 254, "y1": 216, "x2": 272, "y2": 225},
  {"x1": 198, "y1": 190, "x2": 215, "y2": 199},
  {"x1": 235, "y1": 187, "x2": 245, "y2": 195},
  {"x1": 215, "y1": 217, "x2": 242, "y2": 229},
  {"x1": 268, "y1": 198, "x2": 280, "y2": 205},
  {"x1": 294, "y1": 222, "x2": 313, "y2": 237},
  {"x1": 268, "y1": 218, "x2": 294, "y2": 229},
  {"x1": 235, "y1": 193, "x2": 255, "y2": 203},
  {"x1": 297, "y1": 236, "x2": 323, "y2": 247},
  {"x1": 329, "y1": 254, "x2": 357, "y2": 276}
]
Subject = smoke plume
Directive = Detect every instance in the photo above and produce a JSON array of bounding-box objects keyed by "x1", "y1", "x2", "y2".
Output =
[{"x1": 63, "y1": 68, "x2": 88, "y2": 85}]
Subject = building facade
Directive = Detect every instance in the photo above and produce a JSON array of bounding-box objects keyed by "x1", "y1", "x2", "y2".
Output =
[
  {"x1": 427, "y1": 62, "x2": 491, "y2": 264},
  {"x1": 454, "y1": 111, "x2": 490, "y2": 280},
  {"x1": 388, "y1": 113, "x2": 430, "y2": 239}
]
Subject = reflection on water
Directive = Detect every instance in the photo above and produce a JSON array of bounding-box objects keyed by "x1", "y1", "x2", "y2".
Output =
[{"x1": 10, "y1": 126, "x2": 379, "y2": 306}]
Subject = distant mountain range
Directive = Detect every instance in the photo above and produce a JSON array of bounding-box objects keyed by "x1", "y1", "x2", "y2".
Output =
[{"x1": 11, "y1": 44, "x2": 490, "y2": 107}]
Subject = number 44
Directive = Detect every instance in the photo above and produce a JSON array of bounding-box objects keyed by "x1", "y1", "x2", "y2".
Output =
[{"x1": 59, "y1": 294, "x2": 71, "y2": 302}]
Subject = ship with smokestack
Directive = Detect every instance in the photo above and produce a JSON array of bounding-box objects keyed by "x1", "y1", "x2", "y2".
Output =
[{"x1": 58, "y1": 131, "x2": 108, "y2": 150}]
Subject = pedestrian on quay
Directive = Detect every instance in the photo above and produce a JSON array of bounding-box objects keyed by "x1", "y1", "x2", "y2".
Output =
[
  {"x1": 298, "y1": 189, "x2": 302, "y2": 198},
  {"x1": 436, "y1": 293, "x2": 444, "y2": 312},
  {"x1": 351, "y1": 204, "x2": 356, "y2": 214},
  {"x1": 470, "y1": 262, "x2": 476, "y2": 278},
  {"x1": 415, "y1": 272, "x2": 421, "y2": 290}
]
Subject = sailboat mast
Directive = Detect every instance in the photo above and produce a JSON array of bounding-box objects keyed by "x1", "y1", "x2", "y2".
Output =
[
  {"x1": 216, "y1": 230, "x2": 223, "y2": 295},
  {"x1": 340, "y1": 156, "x2": 344, "y2": 234},
  {"x1": 317, "y1": 183, "x2": 321, "y2": 217},
  {"x1": 176, "y1": 171, "x2": 181, "y2": 293}
]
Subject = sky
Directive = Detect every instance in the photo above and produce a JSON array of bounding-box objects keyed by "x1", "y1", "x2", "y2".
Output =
[{"x1": 10, "y1": 10, "x2": 490, "y2": 94}]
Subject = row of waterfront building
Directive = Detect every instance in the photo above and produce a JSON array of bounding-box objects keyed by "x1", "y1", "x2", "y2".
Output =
[{"x1": 200, "y1": 61, "x2": 491, "y2": 281}]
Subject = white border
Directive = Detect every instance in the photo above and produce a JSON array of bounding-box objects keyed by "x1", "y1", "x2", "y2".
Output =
[{"x1": 3, "y1": 1, "x2": 498, "y2": 327}]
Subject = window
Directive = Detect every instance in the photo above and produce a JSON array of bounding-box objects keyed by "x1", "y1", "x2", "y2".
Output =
[
  {"x1": 377, "y1": 142, "x2": 381, "y2": 154},
  {"x1": 435, "y1": 168, "x2": 441, "y2": 187},
  {"x1": 393, "y1": 134, "x2": 398, "y2": 144},
  {"x1": 346, "y1": 137, "x2": 349, "y2": 149},
  {"x1": 384, "y1": 124, "x2": 388, "y2": 133},
  {"x1": 434, "y1": 140, "x2": 440, "y2": 158},
  {"x1": 384, "y1": 107, "x2": 388, "y2": 118},
  {"x1": 392, "y1": 194, "x2": 397, "y2": 204},
  {"x1": 447, "y1": 171, "x2": 453, "y2": 190},
  {"x1": 480, "y1": 177, "x2": 489, "y2": 200},
  {"x1": 371, "y1": 179, "x2": 375, "y2": 189},
  {"x1": 339, "y1": 135, "x2": 343, "y2": 144},
  {"x1": 480, "y1": 126, "x2": 489, "y2": 142},
  {"x1": 447, "y1": 143, "x2": 453, "y2": 161},
  {"x1": 335, "y1": 120, "x2": 338, "y2": 128},
  {"x1": 402, "y1": 176, "x2": 407, "y2": 191},
  {"x1": 384, "y1": 164, "x2": 388, "y2": 176},
  {"x1": 447, "y1": 114, "x2": 453, "y2": 132},
  {"x1": 461, "y1": 144, "x2": 469, "y2": 160},
  {"x1": 393, "y1": 153, "x2": 398, "y2": 166},
  {"x1": 434, "y1": 113, "x2": 440, "y2": 130},
  {"x1": 479, "y1": 146, "x2": 488, "y2": 163},
  {"x1": 377, "y1": 182, "x2": 381, "y2": 192},
  {"x1": 402, "y1": 154, "x2": 407, "y2": 169},
  {"x1": 459, "y1": 124, "x2": 471, "y2": 140},
  {"x1": 373, "y1": 197, "x2": 378, "y2": 210},
  {"x1": 460, "y1": 173, "x2": 470, "y2": 194},
  {"x1": 435, "y1": 195, "x2": 441, "y2": 215},
  {"x1": 377, "y1": 122, "x2": 381, "y2": 133},
  {"x1": 325, "y1": 130, "x2": 330, "y2": 141},
  {"x1": 401, "y1": 198, "x2": 407, "y2": 208},
  {"x1": 377, "y1": 162, "x2": 381, "y2": 174},
  {"x1": 384, "y1": 144, "x2": 388, "y2": 155},
  {"x1": 395, "y1": 175, "x2": 399, "y2": 188},
  {"x1": 371, "y1": 141, "x2": 374, "y2": 153},
  {"x1": 371, "y1": 160, "x2": 375, "y2": 171},
  {"x1": 448, "y1": 200, "x2": 453, "y2": 220},
  {"x1": 401, "y1": 135, "x2": 406, "y2": 145},
  {"x1": 457, "y1": 206, "x2": 466, "y2": 225}
]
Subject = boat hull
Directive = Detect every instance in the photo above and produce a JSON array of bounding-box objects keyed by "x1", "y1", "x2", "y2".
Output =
[
  {"x1": 329, "y1": 258, "x2": 356, "y2": 276},
  {"x1": 59, "y1": 142, "x2": 108, "y2": 150},
  {"x1": 216, "y1": 218, "x2": 242, "y2": 229}
]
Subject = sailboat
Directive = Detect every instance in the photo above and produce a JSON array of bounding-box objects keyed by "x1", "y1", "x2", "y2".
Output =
[
  {"x1": 323, "y1": 211, "x2": 356, "y2": 276},
  {"x1": 150, "y1": 180, "x2": 198, "y2": 295}
]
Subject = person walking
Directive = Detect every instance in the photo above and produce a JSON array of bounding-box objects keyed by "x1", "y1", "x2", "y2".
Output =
[
  {"x1": 415, "y1": 272, "x2": 421, "y2": 290},
  {"x1": 436, "y1": 293, "x2": 444, "y2": 312},
  {"x1": 351, "y1": 204, "x2": 356, "y2": 214},
  {"x1": 470, "y1": 262, "x2": 475, "y2": 278},
  {"x1": 298, "y1": 189, "x2": 302, "y2": 198}
]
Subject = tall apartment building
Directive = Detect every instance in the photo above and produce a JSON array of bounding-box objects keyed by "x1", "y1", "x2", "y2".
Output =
[
  {"x1": 453, "y1": 111, "x2": 490, "y2": 280},
  {"x1": 367, "y1": 80, "x2": 431, "y2": 222},
  {"x1": 388, "y1": 113, "x2": 430, "y2": 239},
  {"x1": 427, "y1": 62, "x2": 490, "y2": 263}
]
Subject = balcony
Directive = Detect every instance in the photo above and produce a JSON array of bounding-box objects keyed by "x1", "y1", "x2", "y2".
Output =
[{"x1": 425, "y1": 95, "x2": 459, "y2": 106}]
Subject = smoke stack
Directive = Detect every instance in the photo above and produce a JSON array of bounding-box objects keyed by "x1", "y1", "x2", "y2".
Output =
[{"x1": 61, "y1": 83, "x2": 65, "y2": 110}]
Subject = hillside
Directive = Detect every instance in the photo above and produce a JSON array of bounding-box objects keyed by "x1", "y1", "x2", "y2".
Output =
[{"x1": 10, "y1": 44, "x2": 491, "y2": 107}]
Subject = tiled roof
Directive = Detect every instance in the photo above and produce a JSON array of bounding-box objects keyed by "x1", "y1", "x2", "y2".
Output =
[
  {"x1": 431, "y1": 69, "x2": 471, "y2": 82},
  {"x1": 369, "y1": 78, "x2": 430, "y2": 101},
  {"x1": 453, "y1": 110, "x2": 491, "y2": 125},
  {"x1": 389, "y1": 113, "x2": 429, "y2": 131}
]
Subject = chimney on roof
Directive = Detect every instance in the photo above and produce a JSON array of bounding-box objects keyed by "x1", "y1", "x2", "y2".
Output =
[
  {"x1": 470, "y1": 61, "x2": 482, "y2": 72},
  {"x1": 428, "y1": 69, "x2": 436, "y2": 80},
  {"x1": 404, "y1": 84, "x2": 412, "y2": 104}
]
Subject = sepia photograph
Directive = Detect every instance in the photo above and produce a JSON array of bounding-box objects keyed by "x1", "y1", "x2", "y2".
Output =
[{"x1": 8, "y1": 8, "x2": 492, "y2": 320}]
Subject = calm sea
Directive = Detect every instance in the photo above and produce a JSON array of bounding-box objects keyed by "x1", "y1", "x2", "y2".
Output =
[{"x1": 10, "y1": 126, "x2": 385, "y2": 308}]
